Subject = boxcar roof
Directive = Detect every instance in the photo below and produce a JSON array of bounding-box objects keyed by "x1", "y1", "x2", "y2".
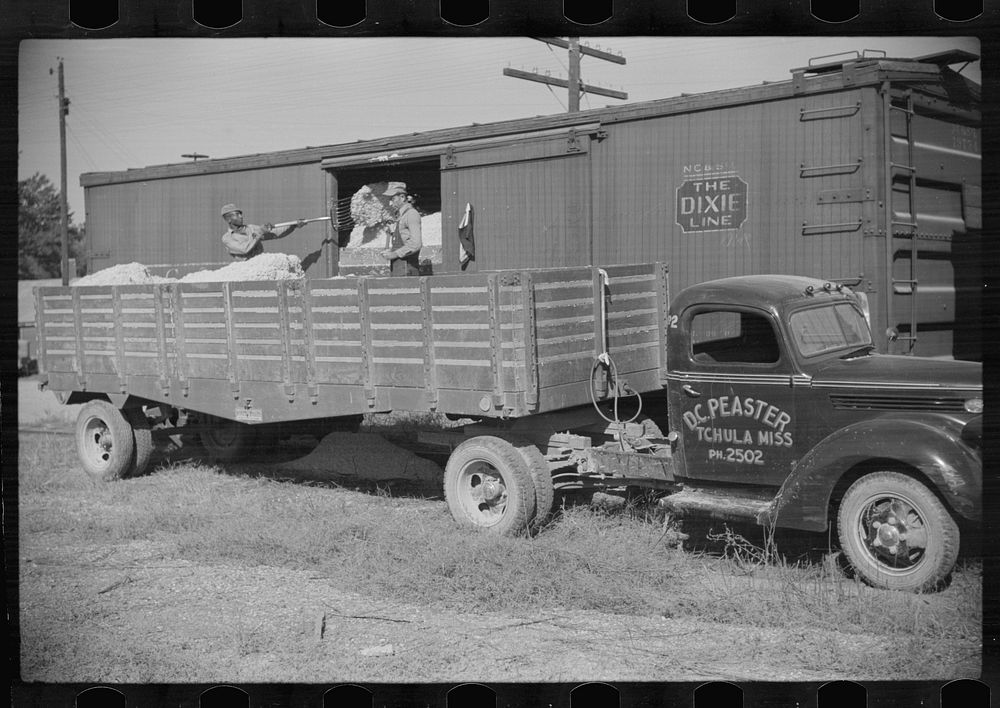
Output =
[{"x1": 80, "y1": 54, "x2": 977, "y2": 188}]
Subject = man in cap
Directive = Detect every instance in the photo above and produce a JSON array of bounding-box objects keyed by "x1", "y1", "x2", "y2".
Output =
[
  {"x1": 220, "y1": 204, "x2": 307, "y2": 261},
  {"x1": 379, "y1": 183, "x2": 422, "y2": 276}
]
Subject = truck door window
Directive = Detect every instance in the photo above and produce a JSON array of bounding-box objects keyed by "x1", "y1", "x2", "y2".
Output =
[{"x1": 690, "y1": 310, "x2": 779, "y2": 364}]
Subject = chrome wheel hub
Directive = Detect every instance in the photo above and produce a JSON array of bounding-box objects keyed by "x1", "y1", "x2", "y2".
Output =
[
  {"x1": 474, "y1": 475, "x2": 504, "y2": 504},
  {"x1": 85, "y1": 420, "x2": 114, "y2": 463},
  {"x1": 457, "y1": 462, "x2": 509, "y2": 526},
  {"x1": 861, "y1": 498, "x2": 926, "y2": 567}
]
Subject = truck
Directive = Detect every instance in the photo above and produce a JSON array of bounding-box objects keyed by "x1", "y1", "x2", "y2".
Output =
[{"x1": 34, "y1": 263, "x2": 982, "y2": 592}]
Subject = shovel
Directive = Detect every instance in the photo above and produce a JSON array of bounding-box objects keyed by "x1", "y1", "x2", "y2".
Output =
[{"x1": 271, "y1": 216, "x2": 332, "y2": 229}]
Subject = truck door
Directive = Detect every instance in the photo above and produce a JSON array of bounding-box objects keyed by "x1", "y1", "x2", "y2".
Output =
[{"x1": 667, "y1": 305, "x2": 799, "y2": 487}]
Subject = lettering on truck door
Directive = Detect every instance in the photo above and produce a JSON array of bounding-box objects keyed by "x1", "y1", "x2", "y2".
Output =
[{"x1": 672, "y1": 306, "x2": 797, "y2": 486}]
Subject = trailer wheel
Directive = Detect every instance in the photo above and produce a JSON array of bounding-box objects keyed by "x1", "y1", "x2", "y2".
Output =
[
  {"x1": 124, "y1": 407, "x2": 155, "y2": 477},
  {"x1": 199, "y1": 417, "x2": 256, "y2": 462},
  {"x1": 837, "y1": 471, "x2": 960, "y2": 592},
  {"x1": 517, "y1": 442, "x2": 554, "y2": 533},
  {"x1": 75, "y1": 400, "x2": 136, "y2": 482},
  {"x1": 444, "y1": 436, "x2": 537, "y2": 536}
]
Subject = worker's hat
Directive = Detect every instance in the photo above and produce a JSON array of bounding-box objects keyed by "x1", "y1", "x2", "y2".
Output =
[
  {"x1": 382, "y1": 182, "x2": 408, "y2": 197},
  {"x1": 220, "y1": 203, "x2": 242, "y2": 217}
]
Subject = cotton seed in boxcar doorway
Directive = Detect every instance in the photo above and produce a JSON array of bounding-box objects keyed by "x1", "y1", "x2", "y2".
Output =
[{"x1": 350, "y1": 183, "x2": 393, "y2": 228}]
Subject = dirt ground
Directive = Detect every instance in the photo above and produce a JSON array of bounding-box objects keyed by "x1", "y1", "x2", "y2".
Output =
[
  {"x1": 24, "y1": 531, "x2": 970, "y2": 686},
  {"x1": 12, "y1": 378, "x2": 985, "y2": 692}
]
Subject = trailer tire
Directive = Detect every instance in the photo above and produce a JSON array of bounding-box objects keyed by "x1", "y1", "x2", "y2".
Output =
[
  {"x1": 444, "y1": 436, "x2": 536, "y2": 536},
  {"x1": 124, "y1": 407, "x2": 155, "y2": 477},
  {"x1": 517, "y1": 442, "x2": 554, "y2": 533},
  {"x1": 199, "y1": 417, "x2": 256, "y2": 462},
  {"x1": 75, "y1": 400, "x2": 136, "y2": 482},
  {"x1": 837, "y1": 471, "x2": 960, "y2": 592}
]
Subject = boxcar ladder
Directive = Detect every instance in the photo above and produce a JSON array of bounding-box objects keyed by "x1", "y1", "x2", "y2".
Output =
[{"x1": 882, "y1": 85, "x2": 920, "y2": 354}]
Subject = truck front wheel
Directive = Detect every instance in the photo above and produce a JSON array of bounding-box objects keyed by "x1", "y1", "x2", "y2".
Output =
[
  {"x1": 75, "y1": 400, "x2": 136, "y2": 482},
  {"x1": 444, "y1": 436, "x2": 537, "y2": 536},
  {"x1": 837, "y1": 471, "x2": 960, "y2": 592}
]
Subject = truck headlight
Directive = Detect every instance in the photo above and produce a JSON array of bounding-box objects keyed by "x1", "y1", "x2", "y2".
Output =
[{"x1": 965, "y1": 398, "x2": 983, "y2": 414}]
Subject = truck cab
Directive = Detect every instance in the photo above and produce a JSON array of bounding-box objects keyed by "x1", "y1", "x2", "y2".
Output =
[{"x1": 664, "y1": 275, "x2": 982, "y2": 591}]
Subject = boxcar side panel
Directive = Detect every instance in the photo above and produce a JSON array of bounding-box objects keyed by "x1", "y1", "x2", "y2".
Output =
[
  {"x1": 85, "y1": 164, "x2": 331, "y2": 277},
  {"x1": 882, "y1": 104, "x2": 981, "y2": 358},
  {"x1": 440, "y1": 143, "x2": 592, "y2": 271},
  {"x1": 590, "y1": 88, "x2": 871, "y2": 295}
]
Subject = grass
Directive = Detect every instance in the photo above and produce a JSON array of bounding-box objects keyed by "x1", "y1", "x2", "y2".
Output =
[{"x1": 17, "y1": 432, "x2": 982, "y2": 679}]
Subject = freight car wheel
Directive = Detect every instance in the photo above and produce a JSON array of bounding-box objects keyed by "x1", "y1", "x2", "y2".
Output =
[
  {"x1": 837, "y1": 471, "x2": 960, "y2": 592},
  {"x1": 124, "y1": 407, "x2": 155, "y2": 477},
  {"x1": 444, "y1": 436, "x2": 537, "y2": 536},
  {"x1": 199, "y1": 416, "x2": 256, "y2": 462},
  {"x1": 517, "y1": 442, "x2": 554, "y2": 533},
  {"x1": 75, "y1": 400, "x2": 136, "y2": 482}
]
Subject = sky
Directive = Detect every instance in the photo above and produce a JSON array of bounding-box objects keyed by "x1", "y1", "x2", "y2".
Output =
[{"x1": 18, "y1": 36, "x2": 982, "y2": 220}]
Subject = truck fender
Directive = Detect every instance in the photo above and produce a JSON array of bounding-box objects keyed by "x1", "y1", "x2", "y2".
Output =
[
  {"x1": 766, "y1": 416, "x2": 981, "y2": 532},
  {"x1": 65, "y1": 391, "x2": 144, "y2": 410}
]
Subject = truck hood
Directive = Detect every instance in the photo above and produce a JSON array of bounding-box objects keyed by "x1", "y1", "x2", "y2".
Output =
[
  {"x1": 810, "y1": 354, "x2": 982, "y2": 392},
  {"x1": 809, "y1": 354, "x2": 982, "y2": 414}
]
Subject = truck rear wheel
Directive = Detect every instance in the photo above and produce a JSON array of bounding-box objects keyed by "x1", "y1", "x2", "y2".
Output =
[
  {"x1": 517, "y1": 442, "x2": 554, "y2": 533},
  {"x1": 75, "y1": 400, "x2": 136, "y2": 482},
  {"x1": 837, "y1": 471, "x2": 960, "y2": 592},
  {"x1": 124, "y1": 407, "x2": 155, "y2": 477},
  {"x1": 444, "y1": 436, "x2": 536, "y2": 536},
  {"x1": 199, "y1": 416, "x2": 256, "y2": 462}
]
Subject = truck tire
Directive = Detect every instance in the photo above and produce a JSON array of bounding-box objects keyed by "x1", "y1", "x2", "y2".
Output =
[
  {"x1": 199, "y1": 416, "x2": 256, "y2": 462},
  {"x1": 444, "y1": 436, "x2": 537, "y2": 536},
  {"x1": 75, "y1": 400, "x2": 136, "y2": 482},
  {"x1": 837, "y1": 471, "x2": 960, "y2": 592},
  {"x1": 124, "y1": 407, "x2": 155, "y2": 477},
  {"x1": 517, "y1": 442, "x2": 554, "y2": 533}
]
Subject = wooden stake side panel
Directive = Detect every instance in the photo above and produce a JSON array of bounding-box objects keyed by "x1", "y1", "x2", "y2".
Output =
[
  {"x1": 306, "y1": 280, "x2": 365, "y2": 386},
  {"x1": 117, "y1": 288, "x2": 161, "y2": 377},
  {"x1": 35, "y1": 263, "x2": 669, "y2": 421},
  {"x1": 366, "y1": 280, "x2": 428, "y2": 390},
  {"x1": 173, "y1": 283, "x2": 228, "y2": 382},
  {"x1": 36, "y1": 290, "x2": 81, "y2": 375},
  {"x1": 425, "y1": 275, "x2": 496, "y2": 394},
  {"x1": 532, "y1": 263, "x2": 667, "y2": 410}
]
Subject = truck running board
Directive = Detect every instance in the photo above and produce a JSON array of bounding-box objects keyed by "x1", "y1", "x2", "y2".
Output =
[{"x1": 659, "y1": 488, "x2": 773, "y2": 524}]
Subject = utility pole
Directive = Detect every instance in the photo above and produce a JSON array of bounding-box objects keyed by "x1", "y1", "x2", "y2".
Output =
[
  {"x1": 182, "y1": 152, "x2": 209, "y2": 162},
  {"x1": 567, "y1": 38, "x2": 581, "y2": 112},
  {"x1": 503, "y1": 37, "x2": 627, "y2": 112},
  {"x1": 56, "y1": 58, "x2": 71, "y2": 285}
]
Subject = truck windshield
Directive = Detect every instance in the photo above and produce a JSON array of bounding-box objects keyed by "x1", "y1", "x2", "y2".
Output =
[{"x1": 788, "y1": 303, "x2": 872, "y2": 357}]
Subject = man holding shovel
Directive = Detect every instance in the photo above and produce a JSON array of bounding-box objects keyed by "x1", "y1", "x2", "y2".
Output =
[
  {"x1": 380, "y1": 182, "x2": 422, "y2": 276},
  {"x1": 220, "y1": 203, "x2": 309, "y2": 261}
]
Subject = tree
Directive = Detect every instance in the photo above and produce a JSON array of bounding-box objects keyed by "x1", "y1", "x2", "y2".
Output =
[{"x1": 19, "y1": 172, "x2": 86, "y2": 279}]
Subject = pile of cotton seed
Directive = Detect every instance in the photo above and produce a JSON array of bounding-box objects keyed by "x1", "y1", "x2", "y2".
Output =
[
  {"x1": 72, "y1": 263, "x2": 174, "y2": 286},
  {"x1": 72, "y1": 253, "x2": 305, "y2": 286},
  {"x1": 179, "y1": 253, "x2": 304, "y2": 282}
]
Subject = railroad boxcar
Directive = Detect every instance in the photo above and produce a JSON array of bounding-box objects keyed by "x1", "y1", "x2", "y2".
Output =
[{"x1": 80, "y1": 49, "x2": 980, "y2": 359}]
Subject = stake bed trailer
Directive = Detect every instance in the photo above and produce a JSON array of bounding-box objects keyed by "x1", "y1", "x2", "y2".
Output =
[
  {"x1": 36, "y1": 263, "x2": 982, "y2": 593},
  {"x1": 37, "y1": 263, "x2": 667, "y2": 423}
]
